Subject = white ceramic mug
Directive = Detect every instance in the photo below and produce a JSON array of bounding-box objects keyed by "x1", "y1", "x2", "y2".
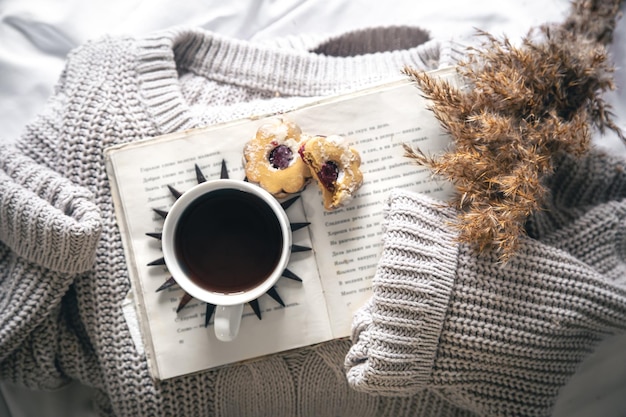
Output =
[{"x1": 161, "y1": 179, "x2": 292, "y2": 341}]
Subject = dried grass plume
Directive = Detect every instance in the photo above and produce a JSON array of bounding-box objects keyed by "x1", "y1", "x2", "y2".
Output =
[{"x1": 403, "y1": 23, "x2": 624, "y2": 259}]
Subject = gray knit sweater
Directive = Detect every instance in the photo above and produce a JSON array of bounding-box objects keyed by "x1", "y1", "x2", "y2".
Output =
[{"x1": 0, "y1": 26, "x2": 625, "y2": 417}]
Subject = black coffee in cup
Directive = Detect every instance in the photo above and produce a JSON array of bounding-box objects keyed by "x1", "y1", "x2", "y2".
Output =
[{"x1": 174, "y1": 188, "x2": 283, "y2": 294}]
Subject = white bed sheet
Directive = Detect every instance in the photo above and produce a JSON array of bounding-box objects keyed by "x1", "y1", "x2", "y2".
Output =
[
  {"x1": 0, "y1": 1, "x2": 625, "y2": 416},
  {"x1": 0, "y1": 0, "x2": 576, "y2": 142}
]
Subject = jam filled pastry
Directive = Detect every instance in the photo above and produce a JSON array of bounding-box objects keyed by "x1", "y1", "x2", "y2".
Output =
[
  {"x1": 299, "y1": 135, "x2": 363, "y2": 210},
  {"x1": 243, "y1": 118, "x2": 312, "y2": 198}
]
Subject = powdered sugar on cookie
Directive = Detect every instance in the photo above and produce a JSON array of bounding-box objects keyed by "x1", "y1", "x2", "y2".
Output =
[
  {"x1": 299, "y1": 134, "x2": 363, "y2": 210},
  {"x1": 243, "y1": 118, "x2": 311, "y2": 197}
]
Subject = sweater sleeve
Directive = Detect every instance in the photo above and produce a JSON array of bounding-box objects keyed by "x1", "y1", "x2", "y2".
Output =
[
  {"x1": 0, "y1": 144, "x2": 102, "y2": 388},
  {"x1": 345, "y1": 190, "x2": 459, "y2": 394},
  {"x1": 345, "y1": 151, "x2": 626, "y2": 417},
  {"x1": 0, "y1": 146, "x2": 102, "y2": 273}
]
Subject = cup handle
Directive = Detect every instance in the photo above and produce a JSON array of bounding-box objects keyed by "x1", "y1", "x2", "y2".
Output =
[{"x1": 214, "y1": 304, "x2": 244, "y2": 342}]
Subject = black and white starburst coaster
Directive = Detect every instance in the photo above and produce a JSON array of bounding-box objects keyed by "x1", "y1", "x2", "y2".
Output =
[{"x1": 146, "y1": 160, "x2": 310, "y2": 327}]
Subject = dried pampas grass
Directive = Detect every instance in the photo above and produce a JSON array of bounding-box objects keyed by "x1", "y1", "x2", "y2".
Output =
[{"x1": 403, "y1": 23, "x2": 624, "y2": 260}]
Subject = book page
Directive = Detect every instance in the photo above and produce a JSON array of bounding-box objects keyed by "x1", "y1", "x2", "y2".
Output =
[
  {"x1": 108, "y1": 128, "x2": 334, "y2": 380},
  {"x1": 287, "y1": 80, "x2": 455, "y2": 336},
  {"x1": 106, "y1": 67, "x2": 456, "y2": 379}
]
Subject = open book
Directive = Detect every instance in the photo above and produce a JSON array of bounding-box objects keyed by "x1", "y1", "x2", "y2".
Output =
[{"x1": 105, "y1": 67, "x2": 456, "y2": 380}]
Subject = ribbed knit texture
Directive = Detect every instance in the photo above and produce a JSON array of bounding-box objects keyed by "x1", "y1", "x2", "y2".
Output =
[
  {"x1": 345, "y1": 152, "x2": 626, "y2": 417},
  {"x1": 0, "y1": 147, "x2": 102, "y2": 273},
  {"x1": 346, "y1": 191, "x2": 459, "y2": 394}
]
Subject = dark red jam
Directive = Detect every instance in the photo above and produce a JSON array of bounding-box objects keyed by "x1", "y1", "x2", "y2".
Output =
[
  {"x1": 269, "y1": 145, "x2": 293, "y2": 169},
  {"x1": 318, "y1": 161, "x2": 339, "y2": 191}
]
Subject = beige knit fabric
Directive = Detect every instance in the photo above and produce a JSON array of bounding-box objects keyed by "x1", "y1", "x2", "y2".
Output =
[
  {"x1": 0, "y1": 27, "x2": 475, "y2": 417},
  {"x1": 0, "y1": 18, "x2": 625, "y2": 417},
  {"x1": 345, "y1": 152, "x2": 626, "y2": 416}
]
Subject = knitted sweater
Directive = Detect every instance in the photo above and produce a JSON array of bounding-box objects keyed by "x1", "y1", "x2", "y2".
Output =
[{"x1": 0, "y1": 26, "x2": 625, "y2": 417}]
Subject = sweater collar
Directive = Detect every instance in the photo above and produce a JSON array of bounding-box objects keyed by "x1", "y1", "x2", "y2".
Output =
[{"x1": 135, "y1": 27, "x2": 454, "y2": 134}]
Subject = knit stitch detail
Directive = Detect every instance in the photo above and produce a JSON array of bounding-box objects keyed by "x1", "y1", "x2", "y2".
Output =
[
  {"x1": 297, "y1": 341, "x2": 380, "y2": 416},
  {"x1": 135, "y1": 28, "x2": 449, "y2": 134},
  {"x1": 0, "y1": 146, "x2": 102, "y2": 273},
  {"x1": 346, "y1": 189, "x2": 458, "y2": 394},
  {"x1": 347, "y1": 159, "x2": 626, "y2": 416},
  {"x1": 214, "y1": 356, "x2": 297, "y2": 417},
  {"x1": 526, "y1": 152, "x2": 626, "y2": 284},
  {"x1": 135, "y1": 31, "x2": 196, "y2": 134},
  {"x1": 432, "y1": 239, "x2": 626, "y2": 417}
]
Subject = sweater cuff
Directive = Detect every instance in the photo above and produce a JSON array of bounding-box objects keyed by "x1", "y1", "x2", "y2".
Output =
[
  {"x1": 0, "y1": 146, "x2": 102, "y2": 274},
  {"x1": 345, "y1": 189, "x2": 458, "y2": 395}
]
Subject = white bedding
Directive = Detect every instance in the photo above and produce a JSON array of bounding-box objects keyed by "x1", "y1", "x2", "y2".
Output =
[
  {"x1": 0, "y1": 0, "x2": 577, "y2": 142},
  {"x1": 1, "y1": 1, "x2": 625, "y2": 416}
]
